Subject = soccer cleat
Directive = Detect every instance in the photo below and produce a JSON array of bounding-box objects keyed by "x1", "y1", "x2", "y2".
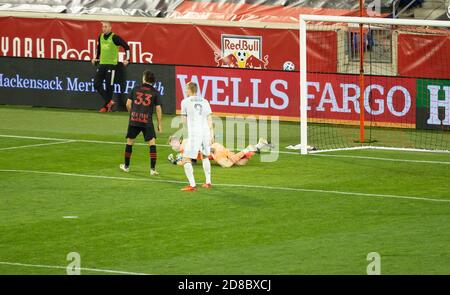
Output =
[
  {"x1": 202, "y1": 183, "x2": 212, "y2": 189},
  {"x1": 150, "y1": 169, "x2": 159, "y2": 176},
  {"x1": 181, "y1": 185, "x2": 197, "y2": 192},
  {"x1": 258, "y1": 137, "x2": 269, "y2": 146},
  {"x1": 255, "y1": 138, "x2": 268, "y2": 152},
  {"x1": 106, "y1": 100, "x2": 115, "y2": 112},
  {"x1": 99, "y1": 107, "x2": 108, "y2": 113},
  {"x1": 119, "y1": 164, "x2": 130, "y2": 173},
  {"x1": 255, "y1": 137, "x2": 274, "y2": 152}
]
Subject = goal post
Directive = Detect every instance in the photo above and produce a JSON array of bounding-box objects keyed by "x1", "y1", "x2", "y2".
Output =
[{"x1": 299, "y1": 14, "x2": 450, "y2": 155}]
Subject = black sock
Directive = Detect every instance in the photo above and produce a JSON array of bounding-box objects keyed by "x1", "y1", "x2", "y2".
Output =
[
  {"x1": 124, "y1": 144, "x2": 132, "y2": 167},
  {"x1": 149, "y1": 145, "x2": 157, "y2": 170}
]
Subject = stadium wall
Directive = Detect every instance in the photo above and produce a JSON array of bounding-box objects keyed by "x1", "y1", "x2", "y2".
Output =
[
  {"x1": 0, "y1": 58, "x2": 448, "y2": 130},
  {"x1": 0, "y1": 12, "x2": 449, "y2": 76},
  {"x1": 0, "y1": 12, "x2": 449, "y2": 130},
  {"x1": 0, "y1": 57, "x2": 176, "y2": 113},
  {"x1": 0, "y1": 12, "x2": 308, "y2": 71}
]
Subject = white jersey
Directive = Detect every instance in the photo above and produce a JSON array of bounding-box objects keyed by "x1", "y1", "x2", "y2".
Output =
[
  {"x1": 181, "y1": 95, "x2": 212, "y2": 158},
  {"x1": 181, "y1": 95, "x2": 212, "y2": 138}
]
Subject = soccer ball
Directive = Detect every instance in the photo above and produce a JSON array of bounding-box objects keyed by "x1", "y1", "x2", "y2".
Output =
[
  {"x1": 447, "y1": 4, "x2": 450, "y2": 18},
  {"x1": 283, "y1": 61, "x2": 295, "y2": 71}
]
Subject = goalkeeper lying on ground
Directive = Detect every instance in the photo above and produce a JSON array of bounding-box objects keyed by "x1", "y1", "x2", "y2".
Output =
[{"x1": 168, "y1": 137, "x2": 272, "y2": 168}]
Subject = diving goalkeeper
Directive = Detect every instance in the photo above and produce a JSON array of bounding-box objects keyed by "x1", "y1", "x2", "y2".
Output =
[{"x1": 168, "y1": 137, "x2": 272, "y2": 168}]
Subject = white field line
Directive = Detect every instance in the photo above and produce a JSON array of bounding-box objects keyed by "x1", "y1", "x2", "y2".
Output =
[
  {"x1": 308, "y1": 146, "x2": 371, "y2": 153},
  {"x1": 0, "y1": 134, "x2": 169, "y2": 147},
  {"x1": 0, "y1": 140, "x2": 76, "y2": 151},
  {"x1": 370, "y1": 146, "x2": 450, "y2": 154},
  {"x1": 0, "y1": 169, "x2": 449, "y2": 204},
  {"x1": 0, "y1": 134, "x2": 298, "y2": 155},
  {"x1": 1, "y1": 134, "x2": 449, "y2": 164},
  {"x1": 309, "y1": 146, "x2": 450, "y2": 155},
  {"x1": 311, "y1": 154, "x2": 450, "y2": 165},
  {"x1": 0, "y1": 134, "x2": 292, "y2": 153},
  {"x1": 0, "y1": 261, "x2": 149, "y2": 275}
]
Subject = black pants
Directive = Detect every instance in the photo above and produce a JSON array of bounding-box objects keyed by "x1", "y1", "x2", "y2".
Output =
[
  {"x1": 114, "y1": 63, "x2": 128, "y2": 111},
  {"x1": 94, "y1": 64, "x2": 117, "y2": 108},
  {"x1": 126, "y1": 124, "x2": 156, "y2": 142}
]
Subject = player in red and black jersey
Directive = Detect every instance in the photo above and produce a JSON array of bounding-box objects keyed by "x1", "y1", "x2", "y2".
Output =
[{"x1": 119, "y1": 70, "x2": 162, "y2": 176}]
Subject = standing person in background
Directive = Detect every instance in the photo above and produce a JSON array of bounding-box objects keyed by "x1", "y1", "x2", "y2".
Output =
[{"x1": 91, "y1": 21, "x2": 130, "y2": 112}]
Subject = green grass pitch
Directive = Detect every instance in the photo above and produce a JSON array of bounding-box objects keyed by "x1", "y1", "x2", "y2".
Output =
[{"x1": 0, "y1": 106, "x2": 449, "y2": 274}]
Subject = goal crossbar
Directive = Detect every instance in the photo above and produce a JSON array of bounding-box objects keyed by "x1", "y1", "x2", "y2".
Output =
[{"x1": 299, "y1": 14, "x2": 450, "y2": 155}]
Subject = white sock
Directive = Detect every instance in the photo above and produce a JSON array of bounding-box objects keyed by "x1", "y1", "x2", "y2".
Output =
[
  {"x1": 183, "y1": 162, "x2": 196, "y2": 187},
  {"x1": 202, "y1": 158, "x2": 211, "y2": 184}
]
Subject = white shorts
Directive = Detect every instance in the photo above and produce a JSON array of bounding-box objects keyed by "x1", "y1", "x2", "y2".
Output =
[{"x1": 182, "y1": 136, "x2": 210, "y2": 159}]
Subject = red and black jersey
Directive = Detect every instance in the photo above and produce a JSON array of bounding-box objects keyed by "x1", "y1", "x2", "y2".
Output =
[{"x1": 128, "y1": 83, "x2": 160, "y2": 128}]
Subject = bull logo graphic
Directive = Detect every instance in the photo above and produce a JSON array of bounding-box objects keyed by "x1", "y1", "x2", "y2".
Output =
[{"x1": 214, "y1": 35, "x2": 269, "y2": 69}]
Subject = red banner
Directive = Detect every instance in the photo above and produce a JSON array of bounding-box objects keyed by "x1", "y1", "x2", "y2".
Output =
[
  {"x1": 176, "y1": 66, "x2": 417, "y2": 128},
  {"x1": 0, "y1": 16, "x2": 336, "y2": 72},
  {"x1": 0, "y1": 17, "x2": 450, "y2": 78},
  {"x1": 398, "y1": 33, "x2": 450, "y2": 80},
  {"x1": 1, "y1": 16, "x2": 446, "y2": 79}
]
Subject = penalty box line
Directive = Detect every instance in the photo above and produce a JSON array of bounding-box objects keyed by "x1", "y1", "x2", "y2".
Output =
[
  {"x1": 0, "y1": 169, "x2": 449, "y2": 204},
  {"x1": 0, "y1": 140, "x2": 76, "y2": 151},
  {"x1": 0, "y1": 133, "x2": 290, "y2": 153},
  {"x1": 1, "y1": 134, "x2": 449, "y2": 164},
  {"x1": 311, "y1": 154, "x2": 450, "y2": 165},
  {"x1": 0, "y1": 134, "x2": 168, "y2": 148}
]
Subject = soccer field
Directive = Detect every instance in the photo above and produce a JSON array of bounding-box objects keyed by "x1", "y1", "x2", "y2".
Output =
[{"x1": 0, "y1": 106, "x2": 449, "y2": 275}]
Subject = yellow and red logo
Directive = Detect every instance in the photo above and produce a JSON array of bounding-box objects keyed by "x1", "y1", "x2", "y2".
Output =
[{"x1": 215, "y1": 35, "x2": 269, "y2": 69}]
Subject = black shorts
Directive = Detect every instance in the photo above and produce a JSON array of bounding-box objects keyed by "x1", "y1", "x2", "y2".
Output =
[{"x1": 126, "y1": 124, "x2": 156, "y2": 142}]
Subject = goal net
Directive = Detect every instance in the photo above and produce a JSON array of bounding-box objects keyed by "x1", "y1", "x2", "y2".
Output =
[{"x1": 299, "y1": 15, "x2": 450, "y2": 155}]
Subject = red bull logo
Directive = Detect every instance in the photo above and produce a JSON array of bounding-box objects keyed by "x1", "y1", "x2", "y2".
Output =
[{"x1": 215, "y1": 35, "x2": 269, "y2": 69}]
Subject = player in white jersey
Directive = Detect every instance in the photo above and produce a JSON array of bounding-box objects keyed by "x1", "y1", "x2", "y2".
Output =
[{"x1": 180, "y1": 82, "x2": 214, "y2": 191}]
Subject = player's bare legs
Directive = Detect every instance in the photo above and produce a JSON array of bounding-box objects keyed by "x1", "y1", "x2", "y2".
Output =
[
  {"x1": 120, "y1": 137, "x2": 135, "y2": 172},
  {"x1": 231, "y1": 138, "x2": 271, "y2": 166},
  {"x1": 226, "y1": 137, "x2": 271, "y2": 166},
  {"x1": 181, "y1": 158, "x2": 197, "y2": 191},
  {"x1": 230, "y1": 151, "x2": 255, "y2": 166},
  {"x1": 148, "y1": 138, "x2": 159, "y2": 176}
]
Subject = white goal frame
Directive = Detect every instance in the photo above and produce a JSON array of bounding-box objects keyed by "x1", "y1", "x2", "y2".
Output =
[{"x1": 299, "y1": 14, "x2": 450, "y2": 155}]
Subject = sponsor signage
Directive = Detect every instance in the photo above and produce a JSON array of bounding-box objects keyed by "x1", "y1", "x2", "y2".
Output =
[
  {"x1": 2, "y1": 57, "x2": 449, "y2": 131},
  {"x1": 0, "y1": 57, "x2": 176, "y2": 112},
  {"x1": 215, "y1": 35, "x2": 269, "y2": 69},
  {"x1": 175, "y1": 66, "x2": 417, "y2": 128},
  {"x1": 416, "y1": 79, "x2": 450, "y2": 130}
]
